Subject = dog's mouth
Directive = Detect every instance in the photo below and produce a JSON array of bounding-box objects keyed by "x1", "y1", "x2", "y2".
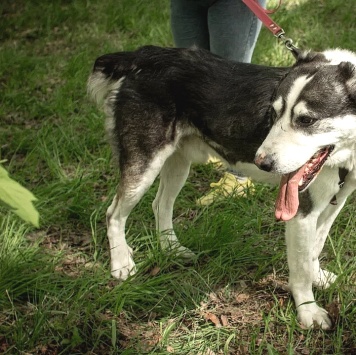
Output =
[
  {"x1": 298, "y1": 145, "x2": 334, "y2": 192},
  {"x1": 275, "y1": 145, "x2": 334, "y2": 222}
]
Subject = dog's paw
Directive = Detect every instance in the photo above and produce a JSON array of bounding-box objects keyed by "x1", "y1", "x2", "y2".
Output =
[
  {"x1": 174, "y1": 244, "x2": 196, "y2": 261},
  {"x1": 110, "y1": 246, "x2": 136, "y2": 281},
  {"x1": 164, "y1": 242, "x2": 196, "y2": 261},
  {"x1": 297, "y1": 304, "x2": 332, "y2": 330},
  {"x1": 160, "y1": 236, "x2": 196, "y2": 261},
  {"x1": 313, "y1": 269, "x2": 337, "y2": 289}
]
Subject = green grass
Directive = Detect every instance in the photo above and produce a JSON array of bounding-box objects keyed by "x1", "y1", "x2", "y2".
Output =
[{"x1": 1, "y1": 0, "x2": 356, "y2": 353}]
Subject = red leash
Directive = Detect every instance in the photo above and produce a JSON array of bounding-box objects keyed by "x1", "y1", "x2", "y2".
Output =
[{"x1": 242, "y1": 0, "x2": 298, "y2": 53}]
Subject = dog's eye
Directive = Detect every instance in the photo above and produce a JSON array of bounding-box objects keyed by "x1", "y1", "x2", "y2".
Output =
[{"x1": 297, "y1": 116, "x2": 316, "y2": 126}]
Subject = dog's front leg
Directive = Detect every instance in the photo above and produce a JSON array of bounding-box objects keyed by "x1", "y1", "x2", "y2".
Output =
[
  {"x1": 286, "y1": 216, "x2": 332, "y2": 329},
  {"x1": 312, "y1": 170, "x2": 356, "y2": 288}
]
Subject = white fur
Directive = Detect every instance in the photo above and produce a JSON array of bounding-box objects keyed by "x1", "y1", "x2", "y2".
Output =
[
  {"x1": 272, "y1": 96, "x2": 283, "y2": 116},
  {"x1": 322, "y1": 48, "x2": 356, "y2": 65},
  {"x1": 257, "y1": 114, "x2": 356, "y2": 174},
  {"x1": 293, "y1": 100, "x2": 309, "y2": 117},
  {"x1": 285, "y1": 215, "x2": 332, "y2": 329},
  {"x1": 90, "y1": 47, "x2": 356, "y2": 330},
  {"x1": 255, "y1": 53, "x2": 356, "y2": 328},
  {"x1": 107, "y1": 143, "x2": 179, "y2": 279},
  {"x1": 256, "y1": 61, "x2": 356, "y2": 174},
  {"x1": 284, "y1": 75, "x2": 314, "y2": 118},
  {"x1": 152, "y1": 150, "x2": 195, "y2": 258},
  {"x1": 285, "y1": 166, "x2": 356, "y2": 328},
  {"x1": 87, "y1": 72, "x2": 125, "y2": 106},
  {"x1": 103, "y1": 77, "x2": 125, "y2": 117}
]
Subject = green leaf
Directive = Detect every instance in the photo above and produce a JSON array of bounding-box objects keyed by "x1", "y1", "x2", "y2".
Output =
[{"x1": 0, "y1": 165, "x2": 39, "y2": 227}]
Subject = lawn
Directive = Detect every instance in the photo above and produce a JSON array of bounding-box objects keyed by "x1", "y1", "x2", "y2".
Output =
[{"x1": 1, "y1": 0, "x2": 356, "y2": 353}]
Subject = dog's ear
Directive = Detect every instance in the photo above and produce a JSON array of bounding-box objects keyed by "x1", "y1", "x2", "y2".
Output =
[
  {"x1": 294, "y1": 50, "x2": 329, "y2": 65},
  {"x1": 338, "y1": 61, "x2": 356, "y2": 101},
  {"x1": 338, "y1": 61, "x2": 355, "y2": 77}
]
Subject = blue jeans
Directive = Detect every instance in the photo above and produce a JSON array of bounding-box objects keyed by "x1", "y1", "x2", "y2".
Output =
[{"x1": 170, "y1": 0, "x2": 267, "y2": 63}]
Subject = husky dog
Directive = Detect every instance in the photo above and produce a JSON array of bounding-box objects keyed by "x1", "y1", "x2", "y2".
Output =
[{"x1": 88, "y1": 45, "x2": 356, "y2": 329}]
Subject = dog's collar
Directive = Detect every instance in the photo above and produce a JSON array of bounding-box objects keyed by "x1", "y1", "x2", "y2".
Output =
[{"x1": 329, "y1": 168, "x2": 348, "y2": 205}]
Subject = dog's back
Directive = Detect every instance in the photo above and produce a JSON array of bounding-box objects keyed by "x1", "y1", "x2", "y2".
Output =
[{"x1": 88, "y1": 45, "x2": 288, "y2": 165}]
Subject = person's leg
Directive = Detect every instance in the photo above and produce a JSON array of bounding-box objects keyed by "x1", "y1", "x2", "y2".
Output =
[
  {"x1": 208, "y1": 0, "x2": 266, "y2": 62},
  {"x1": 198, "y1": 0, "x2": 266, "y2": 204},
  {"x1": 170, "y1": 0, "x2": 210, "y2": 49},
  {"x1": 171, "y1": 0, "x2": 265, "y2": 206}
]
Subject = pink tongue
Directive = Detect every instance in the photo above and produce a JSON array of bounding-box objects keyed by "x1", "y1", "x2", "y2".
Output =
[{"x1": 275, "y1": 164, "x2": 307, "y2": 221}]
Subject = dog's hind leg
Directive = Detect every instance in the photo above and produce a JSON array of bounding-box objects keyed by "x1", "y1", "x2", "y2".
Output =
[
  {"x1": 107, "y1": 145, "x2": 176, "y2": 280},
  {"x1": 152, "y1": 150, "x2": 195, "y2": 259},
  {"x1": 106, "y1": 191, "x2": 136, "y2": 281}
]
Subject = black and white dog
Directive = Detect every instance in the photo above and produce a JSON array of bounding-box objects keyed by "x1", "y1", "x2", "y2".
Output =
[{"x1": 88, "y1": 45, "x2": 356, "y2": 329}]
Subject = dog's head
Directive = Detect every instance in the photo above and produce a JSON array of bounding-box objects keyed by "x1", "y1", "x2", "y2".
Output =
[{"x1": 254, "y1": 49, "x2": 356, "y2": 220}]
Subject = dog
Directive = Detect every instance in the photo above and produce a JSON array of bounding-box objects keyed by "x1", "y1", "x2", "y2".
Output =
[{"x1": 88, "y1": 45, "x2": 356, "y2": 329}]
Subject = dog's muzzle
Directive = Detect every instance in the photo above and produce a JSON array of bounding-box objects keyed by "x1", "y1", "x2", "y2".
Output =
[{"x1": 254, "y1": 153, "x2": 275, "y2": 172}]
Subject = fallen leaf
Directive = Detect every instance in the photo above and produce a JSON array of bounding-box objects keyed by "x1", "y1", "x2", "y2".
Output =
[
  {"x1": 220, "y1": 315, "x2": 229, "y2": 327},
  {"x1": 204, "y1": 312, "x2": 221, "y2": 327},
  {"x1": 325, "y1": 300, "x2": 340, "y2": 325},
  {"x1": 235, "y1": 293, "x2": 250, "y2": 304},
  {"x1": 167, "y1": 345, "x2": 175, "y2": 353},
  {"x1": 150, "y1": 266, "x2": 161, "y2": 276},
  {"x1": 198, "y1": 348, "x2": 216, "y2": 355},
  {"x1": 239, "y1": 345, "x2": 249, "y2": 354},
  {"x1": 209, "y1": 292, "x2": 219, "y2": 303}
]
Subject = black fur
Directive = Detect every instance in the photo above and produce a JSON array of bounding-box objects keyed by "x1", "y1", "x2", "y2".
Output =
[
  {"x1": 271, "y1": 62, "x2": 356, "y2": 136},
  {"x1": 93, "y1": 46, "x2": 289, "y2": 164},
  {"x1": 89, "y1": 46, "x2": 356, "y2": 329}
]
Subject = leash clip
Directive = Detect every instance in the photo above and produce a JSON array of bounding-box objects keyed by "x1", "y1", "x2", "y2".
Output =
[
  {"x1": 275, "y1": 30, "x2": 299, "y2": 52},
  {"x1": 242, "y1": 0, "x2": 300, "y2": 55}
]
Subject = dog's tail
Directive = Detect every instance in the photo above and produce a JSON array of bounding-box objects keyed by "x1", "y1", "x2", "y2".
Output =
[
  {"x1": 88, "y1": 45, "x2": 176, "y2": 105},
  {"x1": 87, "y1": 51, "x2": 133, "y2": 105}
]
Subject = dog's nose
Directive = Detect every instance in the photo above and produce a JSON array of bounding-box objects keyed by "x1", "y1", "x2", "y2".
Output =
[{"x1": 254, "y1": 153, "x2": 274, "y2": 172}]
